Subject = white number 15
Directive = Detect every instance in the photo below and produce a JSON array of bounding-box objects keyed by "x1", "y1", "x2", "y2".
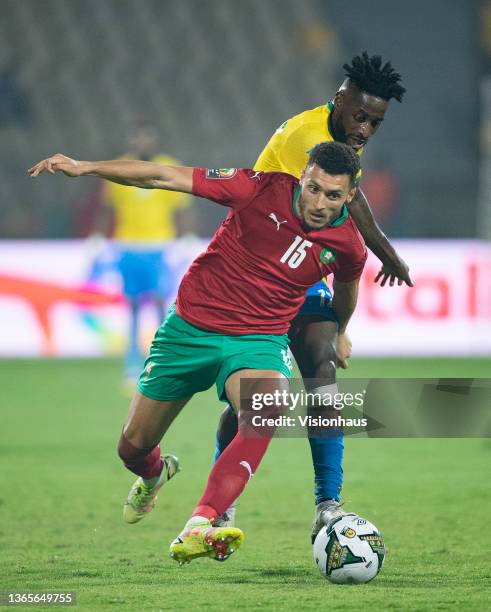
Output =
[{"x1": 280, "y1": 235, "x2": 313, "y2": 269}]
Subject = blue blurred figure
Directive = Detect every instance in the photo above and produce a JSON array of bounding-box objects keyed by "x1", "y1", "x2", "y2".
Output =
[{"x1": 95, "y1": 121, "x2": 190, "y2": 387}]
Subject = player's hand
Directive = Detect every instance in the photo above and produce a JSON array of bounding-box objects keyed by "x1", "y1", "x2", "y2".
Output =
[
  {"x1": 336, "y1": 332, "x2": 352, "y2": 369},
  {"x1": 28, "y1": 154, "x2": 85, "y2": 178},
  {"x1": 374, "y1": 255, "x2": 413, "y2": 287}
]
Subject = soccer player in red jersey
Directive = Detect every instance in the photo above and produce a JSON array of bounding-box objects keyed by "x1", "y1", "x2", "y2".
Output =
[
  {"x1": 213, "y1": 53, "x2": 409, "y2": 540},
  {"x1": 29, "y1": 141, "x2": 366, "y2": 564}
]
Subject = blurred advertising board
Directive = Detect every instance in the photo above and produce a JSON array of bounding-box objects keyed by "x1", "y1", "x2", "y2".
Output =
[
  {"x1": 352, "y1": 240, "x2": 491, "y2": 356},
  {"x1": 0, "y1": 239, "x2": 489, "y2": 357}
]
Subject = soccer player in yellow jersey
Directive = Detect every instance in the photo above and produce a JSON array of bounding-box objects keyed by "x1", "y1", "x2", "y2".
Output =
[
  {"x1": 212, "y1": 53, "x2": 410, "y2": 540},
  {"x1": 99, "y1": 122, "x2": 189, "y2": 384}
]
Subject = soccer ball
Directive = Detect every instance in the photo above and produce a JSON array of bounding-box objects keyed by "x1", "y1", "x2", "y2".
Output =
[{"x1": 313, "y1": 515, "x2": 385, "y2": 584}]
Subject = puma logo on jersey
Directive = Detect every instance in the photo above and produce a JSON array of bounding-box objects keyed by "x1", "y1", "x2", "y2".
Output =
[
  {"x1": 251, "y1": 171, "x2": 262, "y2": 181},
  {"x1": 269, "y1": 212, "x2": 287, "y2": 230}
]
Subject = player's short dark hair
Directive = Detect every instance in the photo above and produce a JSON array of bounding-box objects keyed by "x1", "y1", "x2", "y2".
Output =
[
  {"x1": 307, "y1": 142, "x2": 360, "y2": 185},
  {"x1": 343, "y1": 52, "x2": 406, "y2": 102}
]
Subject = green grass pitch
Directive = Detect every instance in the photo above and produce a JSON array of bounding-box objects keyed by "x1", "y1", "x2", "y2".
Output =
[{"x1": 1, "y1": 358, "x2": 490, "y2": 611}]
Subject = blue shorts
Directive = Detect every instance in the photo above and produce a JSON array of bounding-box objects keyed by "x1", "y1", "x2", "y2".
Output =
[
  {"x1": 298, "y1": 280, "x2": 338, "y2": 323},
  {"x1": 118, "y1": 248, "x2": 170, "y2": 298}
]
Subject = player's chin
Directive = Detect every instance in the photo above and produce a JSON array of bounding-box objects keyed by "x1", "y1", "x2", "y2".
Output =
[
  {"x1": 306, "y1": 216, "x2": 327, "y2": 230},
  {"x1": 347, "y1": 136, "x2": 366, "y2": 151}
]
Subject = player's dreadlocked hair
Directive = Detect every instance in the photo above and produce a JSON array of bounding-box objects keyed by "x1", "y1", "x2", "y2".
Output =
[
  {"x1": 343, "y1": 52, "x2": 406, "y2": 102},
  {"x1": 308, "y1": 142, "x2": 360, "y2": 185}
]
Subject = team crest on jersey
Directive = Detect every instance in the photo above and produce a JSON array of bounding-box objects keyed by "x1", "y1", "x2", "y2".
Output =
[
  {"x1": 320, "y1": 247, "x2": 337, "y2": 265},
  {"x1": 206, "y1": 168, "x2": 237, "y2": 179}
]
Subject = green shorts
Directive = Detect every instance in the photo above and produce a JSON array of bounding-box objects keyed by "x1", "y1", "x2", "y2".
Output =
[{"x1": 137, "y1": 304, "x2": 292, "y2": 402}]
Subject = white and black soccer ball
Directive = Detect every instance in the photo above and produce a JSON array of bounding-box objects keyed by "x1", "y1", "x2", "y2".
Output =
[{"x1": 313, "y1": 515, "x2": 385, "y2": 584}]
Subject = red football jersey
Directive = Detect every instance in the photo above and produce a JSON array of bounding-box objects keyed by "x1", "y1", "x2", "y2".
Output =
[{"x1": 175, "y1": 168, "x2": 366, "y2": 335}]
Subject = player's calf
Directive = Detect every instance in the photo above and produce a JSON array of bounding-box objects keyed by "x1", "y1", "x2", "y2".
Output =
[
  {"x1": 213, "y1": 405, "x2": 240, "y2": 525},
  {"x1": 117, "y1": 432, "x2": 164, "y2": 479}
]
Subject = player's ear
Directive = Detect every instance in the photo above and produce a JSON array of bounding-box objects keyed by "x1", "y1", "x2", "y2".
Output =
[
  {"x1": 333, "y1": 90, "x2": 344, "y2": 109},
  {"x1": 346, "y1": 185, "x2": 357, "y2": 203}
]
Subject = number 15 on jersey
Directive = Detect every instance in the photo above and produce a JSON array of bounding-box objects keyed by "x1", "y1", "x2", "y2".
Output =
[{"x1": 280, "y1": 236, "x2": 313, "y2": 269}]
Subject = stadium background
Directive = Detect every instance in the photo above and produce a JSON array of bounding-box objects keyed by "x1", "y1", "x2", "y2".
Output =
[{"x1": 1, "y1": 1, "x2": 490, "y2": 610}]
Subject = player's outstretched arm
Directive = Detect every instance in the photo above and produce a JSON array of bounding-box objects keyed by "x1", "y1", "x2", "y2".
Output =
[
  {"x1": 28, "y1": 154, "x2": 194, "y2": 193},
  {"x1": 347, "y1": 188, "x2": 413, "y2": 287}
]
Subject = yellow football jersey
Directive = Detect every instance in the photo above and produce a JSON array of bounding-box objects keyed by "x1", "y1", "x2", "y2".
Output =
[
  {"x1": 255, "y1": 102, "x2": 363, "y2": 290},
  {"x1": 254, "y1": 101, "x2": 363, "y2": 179},
  {"x1": 104, "y1": 153, "x2": 190, "y2": 242}
]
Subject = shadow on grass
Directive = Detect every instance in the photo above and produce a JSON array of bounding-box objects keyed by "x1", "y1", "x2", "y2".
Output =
[
  {"x1": 219, "y1": 567, "x2": 317, "y2": 585},
  {"x1": 210, "y1": 568, "x2": 482, "y2": 589}
]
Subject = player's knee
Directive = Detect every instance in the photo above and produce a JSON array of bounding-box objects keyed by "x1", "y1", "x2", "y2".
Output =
[
  {"x1": 217, "y1": 404, "x2": 239, "y2": 448},
  {"x1": 313, "y1": 358, "x2": 336, "y2": 382}
]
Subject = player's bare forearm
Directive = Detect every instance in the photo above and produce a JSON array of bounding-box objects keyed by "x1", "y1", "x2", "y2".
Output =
[
  {"x1": 347, "y1": 188, "x2": 413, "y2": 287},
  {"x1": 347, "y1": 188, "x2": 393, "y2": 260},
  {"x1": 84, "y1": 160, "x2": 194, "y2": 192},
  {"x1": 28, "y1": 154, "x2": 194, "y2": 193},
  {"x1": 331, "y1": 278, "x2": 359, "y2": 334}
]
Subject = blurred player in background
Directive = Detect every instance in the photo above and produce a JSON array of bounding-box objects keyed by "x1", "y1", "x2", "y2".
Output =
[
  {"x1": 95, "y1": 121, "x2": 190, "y2": 387},
  {"x1": 212, "y1": 52, "x2": 408, "y2": 541},
  {"x1": 29, "y1": 142, "x2": 366, "y2": 564}
]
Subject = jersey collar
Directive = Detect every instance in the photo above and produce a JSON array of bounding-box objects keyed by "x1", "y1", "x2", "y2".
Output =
[
  {"x1": 326, "y1": 100, "x2": 335, "y2": 140},
  {"x1": 293, "y1": 185, "x2": 301, "y2": 217},
  {"x1": 292, "y1": 185, "x2": 348, "y2": 227},
  {"x1": 330, "y1": 204, "x2": 349, "y2": 226}
]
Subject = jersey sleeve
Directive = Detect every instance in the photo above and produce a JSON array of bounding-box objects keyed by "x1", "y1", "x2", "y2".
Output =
[
  {"x1": 192, "y1": 168, "x2": 259, "y2": 210},
  {"x1": 277, "y1": 126, "x2": 315, "y2": 177},
  {"x1": 331, "y1": 243, "x2": 367, "y2": 282}
]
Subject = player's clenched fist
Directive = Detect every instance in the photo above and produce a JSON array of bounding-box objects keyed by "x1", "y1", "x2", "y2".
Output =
[{"x1": 28, "y1": 154, "x2": 85, "y2": 178}]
